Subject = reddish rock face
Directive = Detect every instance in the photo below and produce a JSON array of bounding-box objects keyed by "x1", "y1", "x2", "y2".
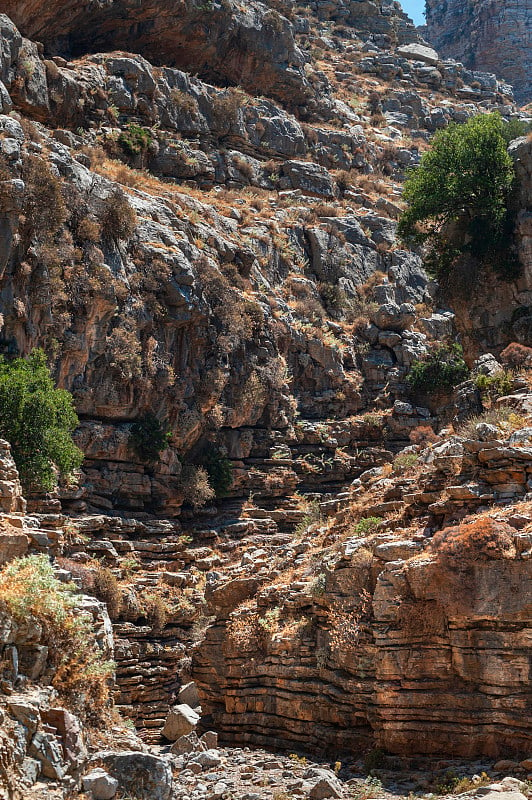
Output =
[
  {"x1": 0, "y1": 0, "x2": 316, "y2": 114},
  {"x1": 194, "y1": 539, "x2": 532, "y2": 758},
  {"x1": 425, "y1": 0, "x2": 532, "y2": 104},
  {"x1": 373, "y1": 551, "x2": 532, "y2": 756}
]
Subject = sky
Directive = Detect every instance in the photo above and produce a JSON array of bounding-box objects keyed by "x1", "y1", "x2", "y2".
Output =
[{"x1": 400, "y1": 0, "x2": 425, "y2": 26}]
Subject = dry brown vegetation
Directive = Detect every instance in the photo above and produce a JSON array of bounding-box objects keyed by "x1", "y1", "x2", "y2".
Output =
[{"x1": 431, "y1": 517, "x2": 516, "y2": 568}]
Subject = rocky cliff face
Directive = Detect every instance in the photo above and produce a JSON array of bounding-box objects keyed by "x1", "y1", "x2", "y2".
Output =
[
  {"x1": 0, "y1": 0, "x2": 530, "y2": 795},
  {"x1": 425, "y1": 0, "x2": 532, "y2": 105},
  {"x1": 193, "y1": 409, "x2": 532, "y2": 758}
]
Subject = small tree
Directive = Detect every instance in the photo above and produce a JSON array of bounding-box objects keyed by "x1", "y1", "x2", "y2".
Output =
[
  {"x1": 0, "y1": 349, "x2": 83, "y2": 492},
  {"x1": 130, "y1": 413, "x2": 171, "y2": 462},
  {"x1": 398, "y1": 113, "x2": 517, "y2": 277}
]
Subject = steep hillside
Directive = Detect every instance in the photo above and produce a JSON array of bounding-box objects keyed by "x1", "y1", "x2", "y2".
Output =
[{"x1": 0, "y1": 0, "x2": 529, "y2": 797}]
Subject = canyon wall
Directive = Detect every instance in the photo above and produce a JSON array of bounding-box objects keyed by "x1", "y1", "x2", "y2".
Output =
[{"x1": 425, "y1": 0, "x2": 532, "y2": 105}]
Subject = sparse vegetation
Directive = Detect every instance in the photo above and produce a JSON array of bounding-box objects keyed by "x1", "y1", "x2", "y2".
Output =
[
  {"x1": 353, "y1": 517, "x2": 382, "y2": 536},
  {"x1": 99, "y1": 188, "x2": 137, "y2": 241},
  {"x1": 93, "y1": 567, "x2": 122, "y2": 621},
  {"x1": 180, "y1": 464, "x2": 215, "y2": 508},
  {"x1": 392, "y1": 452, "x2": 418, "y2": 473},
  {"x1": 431, "y1": 517, "x2": 516, "y2": 568},
  {"x1": 456, "y1": 405, "x2": 526, "y2": 439},
  {"x1": 500, "y1": 342, "x2": 532, "y2": 370},
  {"x1": 199, "y1": 444, "x2": 232, "y2": 497},
  {"x1": 0, "y1": 556, "x2": 114, "y2": 722},
  {"x1": 327, "y1": 590, "x2": 371, "y2": 655}
]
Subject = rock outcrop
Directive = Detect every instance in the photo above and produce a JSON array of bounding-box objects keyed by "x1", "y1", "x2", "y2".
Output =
[
  {"x1": 425, "y1": 0, "x2": 532, "y2": 104},
  {"x1": 0, "y1": 0, "x2": 318, "y2": 115},
  {"x1": 193, "y1": 416, "x2": 532, "y2": 757}
]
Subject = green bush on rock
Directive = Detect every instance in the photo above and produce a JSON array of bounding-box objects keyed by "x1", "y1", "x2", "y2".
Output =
[
  {"x1": 407, "y1": 343, "x2": 469, "y2": 394},
  {"x1": 0, "y1": 349, "x2": 83, "y2": 492}
]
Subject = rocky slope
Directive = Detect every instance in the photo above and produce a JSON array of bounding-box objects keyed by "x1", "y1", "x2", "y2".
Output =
[
  {"x1": 425, "y1": 0, "x2": 532, "y2": 105},
  {"x1": 0, "y1": 0, "x2": 529, "y2": 796}
]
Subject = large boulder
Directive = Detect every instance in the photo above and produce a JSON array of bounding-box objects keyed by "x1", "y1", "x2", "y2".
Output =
[
  {"x1": 95, "y1": 751, "x2": 172, "y2": 800},
  {"x1": 162, "y1": 703, "x2": 200, "y2": 741},
  {"x1": 397, "y1": 43, "x2": 440, "y2": 65},
  {"x1": 82, "y1": 768, "x2": 118, "y2": 800}
]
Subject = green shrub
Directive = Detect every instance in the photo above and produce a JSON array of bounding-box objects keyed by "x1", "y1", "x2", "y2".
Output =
[
  {"x1": 407, "y1": 343, "x2": 469, "y2": 394},
  {"x1": 474, "y1": 370, "x2": 514, "y2": 399},
  {"x1": 501, "y1": 118, "x2": 532, "y2": 143},
  {"x1": 392, "y1": 452, "x2": 418, "y2": 473},
  {"x1": 398, "y1": 113, "x2": 517, "y2": 278},
  {"x1": 200, "y1": 444, "x2": 232, "y2": 497},
  {"x1": 353, "y1": 517, "x2": 382, "y2": 536},
  {"x1": 130, "y1": 413, "x2": 171, "y2": 462},
  {"x1": 0, "y1": 349, "x2": 83, "y2": 492},
  {"x1": 118, "y1": 123, "x2": 152, "y2": 159}
]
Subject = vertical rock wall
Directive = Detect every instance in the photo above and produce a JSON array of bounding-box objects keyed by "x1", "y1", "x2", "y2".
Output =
[{"x1": 425, "y1": 0, "x2": 532, "y2": 104}]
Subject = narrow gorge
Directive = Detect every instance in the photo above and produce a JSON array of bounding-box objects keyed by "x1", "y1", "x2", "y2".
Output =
[{"x1": 0, "y1": 1, "x2": 529, "y2": 799}]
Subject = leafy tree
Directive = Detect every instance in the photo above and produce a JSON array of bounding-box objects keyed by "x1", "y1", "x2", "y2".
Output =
[
  {"x1": 130, "y1": 413, "x2": 171, "y2": 462},
  {"x1": 398, "y1": 113, "x2": 517, "y2": 277},
  {"x1": 501, "y1": 117, "x2": 532, "y2": 144},
  {"x1": 0, "y1": 349, "x2": 83, "y2": 492}
]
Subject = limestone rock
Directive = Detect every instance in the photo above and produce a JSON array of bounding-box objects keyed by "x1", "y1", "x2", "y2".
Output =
[
  {"x1": 397, "y1": 44, "x2": 440, "y2": 66},
  {"x1": 82, "y1": 768, "x2": 119, "y2": 800},
  {"x1": 162, "y1": 703, "x2": 200, "y2": 741},
  {"x1": 426, "y1": 0, "x2": 530, "y2": 102},
  {"x1": 29, "y1": 730, "x2": 65, "y2": 780},
  {"x1": 178, "y1": 681, "x2": 200, "y2": 708},
  {"x1": 308, "y1": 776, "x2": 343, "y2": 799},
  {"x1": 95, "y1": 751, "x2": 172, "y2": 800}
]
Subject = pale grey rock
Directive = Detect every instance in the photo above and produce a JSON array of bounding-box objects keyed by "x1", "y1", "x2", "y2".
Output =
[
  {"x1": 96, "y1": 751, "x2": 172, "y2": 800},
  {"x1": 397, "y1": 43, "x2": 440, "y2": 65},
  {"x1": 82, "y1": 768, "x2": 119, "y2": 800},
  {"x1": 29, "y1": 731, "x2": 66, "y2": 780},
  {"x1": 178, "y1": 681, "x2": 201, "y2": 708},
  {"x1": 282, "y1": 160, "x2": 337, "y2": 198},
  {"x1": 162, "y1": 704, "x2": 200, "y2": 741}
]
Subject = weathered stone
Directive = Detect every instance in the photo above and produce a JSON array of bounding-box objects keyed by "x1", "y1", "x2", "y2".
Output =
[
  {"x1": 42, "y1": 707, "x2": 87, "y2": 773},
  {"x1": 178, "y1": 681, "x2": 200, "y2": 708},
  {"x1": 82, "y1": 768, "x2": 119, "y2": 800},
  {"x1": 309, "y1": 777, "x2": 343, "y2": 799},
  {"x1": 397, "y1": 44, "x2": 440, "y2": 66},
  {"x1": 426, "y1": 0, "x2": 530, "y2": 102},
  {"x1": 29, "y1": 730, "x2": 65, "y2": 780},
  {"x1": 96, "y1": 751, "x2": 172, "y2": 800},
  {"x1": 162, "y1": 704, "x2": 200, "y2": 741}
]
